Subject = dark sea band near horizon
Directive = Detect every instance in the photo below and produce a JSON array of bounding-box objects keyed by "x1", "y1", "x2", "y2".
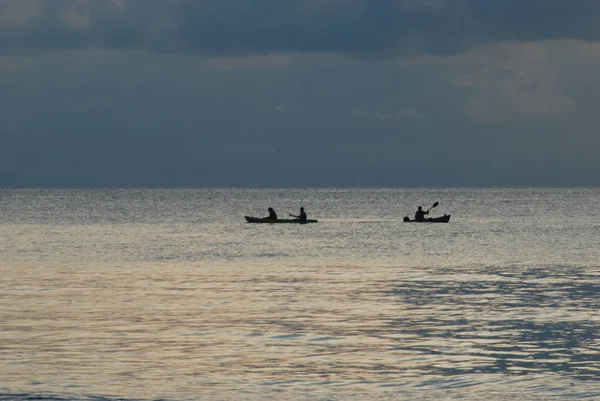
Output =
[{"x1": 1, "y1": 188, "x2": 599, "y2": 401}]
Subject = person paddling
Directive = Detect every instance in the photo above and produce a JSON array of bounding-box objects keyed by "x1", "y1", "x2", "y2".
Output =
[
  {"x1": 290, "y1": 207, "x2": 307, "y2": 223},
  {"x1": 264, "y1": 207, "x2": 277, "y2": 220},
  {"x1": 414, "y1": 206, "x2": 429, "y2": 222}
]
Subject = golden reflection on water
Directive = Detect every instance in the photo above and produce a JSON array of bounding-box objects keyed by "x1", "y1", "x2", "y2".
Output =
[
  {"x1": 2, "y1": 186, "x2": 600, "y2": 400},
  {"x1": 2, "y1": 259, "x2": 599, "y2": 400}
]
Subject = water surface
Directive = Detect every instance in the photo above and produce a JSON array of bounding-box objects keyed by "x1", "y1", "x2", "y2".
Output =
[{"x1": 1, "y1": 188, "x2": 599, "y2": 400}]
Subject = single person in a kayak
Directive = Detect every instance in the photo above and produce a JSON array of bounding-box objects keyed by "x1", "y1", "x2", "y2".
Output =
[
  {"x1": 290, "y1": 207, "x2": 307, "y2": 223},
  {"x1": 414, "y1": 206, "x2": 429, "y2": 222},
  {"x1": 264, "y1": 207, "x2": 277, "y2": 220}
]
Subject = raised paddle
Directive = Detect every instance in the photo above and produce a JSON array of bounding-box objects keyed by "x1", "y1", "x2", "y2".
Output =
[
  {"x1": 403, "y1": 202, "x2": 439, "y2": 222},
  {"x1": 427, "y1": 202, "x2": 439, "y2": 213}
]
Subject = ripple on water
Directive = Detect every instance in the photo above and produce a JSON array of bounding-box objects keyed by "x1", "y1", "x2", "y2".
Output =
[{"x1": 2, "y1": 186, "x2": 600, "y2": 401}]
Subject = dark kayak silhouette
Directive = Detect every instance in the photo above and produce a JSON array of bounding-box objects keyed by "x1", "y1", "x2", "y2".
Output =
[
  {"x1": 403, "y1": 215, "x2": 451, "y2": 223},
  {"x1": 403, "y1": 202, "x2": 451, "y2": 223},
  {"x1": 245, "y1": 216, "x2": 318, "y2": 224}
]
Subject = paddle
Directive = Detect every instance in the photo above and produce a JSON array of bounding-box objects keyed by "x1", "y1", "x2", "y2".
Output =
[
  {"x1": 403, "y1": 202, "x2": 439, "y2": 222},
  {"x1": 289, "y1": 211, "x2": 306, "y2": 221},
  {"x1": 427, "y1": 202, "x2": 439, "y2": 213}
]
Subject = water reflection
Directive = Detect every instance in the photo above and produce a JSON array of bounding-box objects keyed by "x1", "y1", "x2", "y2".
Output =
[
  {"x1": 2, "y1": 260, "x2": 600, "y2": 400},
  {"x1": 387, "y1": 267, "x2": 600, "y2": 381},
  {"x1": 2, "y1": 188, "x2": 600, "y2": 400}
]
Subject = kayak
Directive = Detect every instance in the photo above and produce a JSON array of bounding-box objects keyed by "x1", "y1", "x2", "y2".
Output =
[
  {"x1": 403, "y1": 215, "x2": 451, "y2": 223},
  {"x1": 245, "y1": 216, "x2": 318, "y2": 224}
]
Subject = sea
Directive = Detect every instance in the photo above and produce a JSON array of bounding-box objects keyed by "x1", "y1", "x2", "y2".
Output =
[{"x1": 1, "y1": 188, "x2": 599, "y2": 401}]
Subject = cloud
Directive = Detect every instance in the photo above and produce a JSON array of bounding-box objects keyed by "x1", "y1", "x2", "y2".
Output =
[
  {"x1": 2, "y1": 0, "x2": 600, "y2": 57},
  {"x1": 456, "y1": 64, "x2": 574, "y2": 122},
  {"x1": 397, "y1": 107, "x2": 425, "y2": 119},
  {"x1": 353, "y1": 107, "x2": 425, "y2": 120},
  {"x1": 0, "y1": 55, "x2": 33, "y2": 68},
  {"x1": 205, "y1": 54, "x2": 295, "y2": 70},
  {"x1": 399, "y1": 41, "x2": 579, "y2": 121},
  {"x1": 1, "y1": 41, "x2": 599, "y2": 187},
  {"x1": 456, "y1": 42, "x2": 575, "y2": 122}
]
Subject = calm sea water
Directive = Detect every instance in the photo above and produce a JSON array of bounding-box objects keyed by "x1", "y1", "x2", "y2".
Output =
[{"x1": 1, "y1": 188, "x2": 599, "y2": 401}]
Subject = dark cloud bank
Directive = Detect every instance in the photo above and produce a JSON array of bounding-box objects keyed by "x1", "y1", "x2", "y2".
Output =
[
  {"x1": 2, "y1": 0, "x2": 600, "y2": 56},
  {"x1": 2, "y1": 1, "x2": 600, "y2": 187}
]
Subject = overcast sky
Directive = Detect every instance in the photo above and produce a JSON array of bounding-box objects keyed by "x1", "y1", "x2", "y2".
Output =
[{"x1": 1, "y1": 0, "x2": 599, "y2": 187}]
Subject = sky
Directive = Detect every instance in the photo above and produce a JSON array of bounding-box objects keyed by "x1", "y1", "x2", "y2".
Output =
[{"x1": 1, "y1": 0, "x2": 599, "y2": 187}]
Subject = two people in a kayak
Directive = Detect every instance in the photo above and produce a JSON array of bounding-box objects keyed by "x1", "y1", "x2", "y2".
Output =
[
  {"x1": 265, "y1": 205, "x2": 434, "y2": 222},
  {"x1": 264, "y1": 207, "x2": 307, "y2": 222}
]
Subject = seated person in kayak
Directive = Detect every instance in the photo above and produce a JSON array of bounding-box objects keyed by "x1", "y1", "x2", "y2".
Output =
[
  {"x1": 264, "y1": 207, "x2": 277, "y2": 220},
  {"x1": 290, "y1": 207, "x2": 307, "y2": 222},
  {"x1": 415, "y1": 206, "x2": 429, "y2": 222}
]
